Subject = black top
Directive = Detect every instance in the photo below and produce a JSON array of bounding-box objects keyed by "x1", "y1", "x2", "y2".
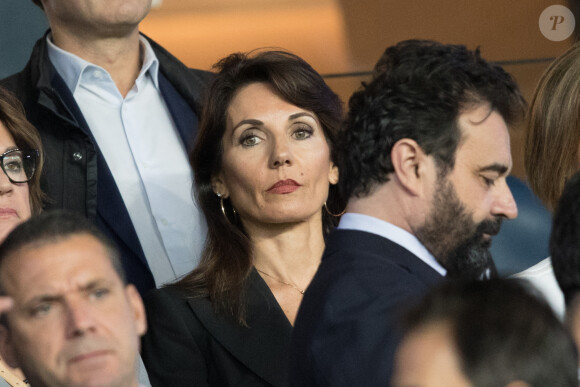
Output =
[
  {"x1": 290, "y1": 229, "x2": 444, "y2": 386},
  {"x1": 142, "y1": 269, "x2": 293, "y2": 387}
]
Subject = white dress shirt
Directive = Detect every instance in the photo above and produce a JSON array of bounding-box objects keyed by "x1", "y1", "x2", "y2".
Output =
[
  {"x1": 47, "y1": 35, "x2": 205, "y2": 286},
  {"x1": 338, "y1": 212, "x2": 447, "y2": 276},
  {"x1": 512, "y1": 257, "x2": 565, "y2": 320}
]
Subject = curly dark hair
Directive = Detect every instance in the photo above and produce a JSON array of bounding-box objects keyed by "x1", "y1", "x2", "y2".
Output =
[
  {"x1": 174, "y1": 50, "x2": 344, "y2": 324},
  {"x1": 340, "y1": 40, "x2": 525, "y2": 200}
]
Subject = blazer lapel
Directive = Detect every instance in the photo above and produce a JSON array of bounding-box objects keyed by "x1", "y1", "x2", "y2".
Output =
[
  {"x1": 188, "y1": 270, "x2": 292, "y2": 386},
  {"x1": 157, "y1": 72, "x2": 198, "y2": 152}
]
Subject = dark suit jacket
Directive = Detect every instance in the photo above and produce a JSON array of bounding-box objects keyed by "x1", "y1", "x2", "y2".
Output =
[
  {"x1": 142, "y1": 270, "x2": 293, "y2": 387},
  {"x1": 1, "y1": 32, "x2": 213, "y2": 295},
  {"x1": 290, "y1": 229, "x2": 443, "y2": 386}
]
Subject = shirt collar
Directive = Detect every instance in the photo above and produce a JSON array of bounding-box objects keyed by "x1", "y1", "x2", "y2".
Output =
[
  {"x1": 137, "y1": 35, "x2": 160, "y2": 89},
  {"x1": 46, "y1": 33, "x2": 160, "y2": 94},
  {"x1": 338, "y1": 213, "x2": 447, "y2": 276}
]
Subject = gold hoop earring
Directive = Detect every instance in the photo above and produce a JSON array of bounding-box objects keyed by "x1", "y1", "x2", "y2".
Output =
[
  {"x1": 324, "y1": 202, "x2": 345, "y2": 217},
  {"x1": 216, "y1": 192, "x2": 227, "y2": 218},
  {"x1": 220, "y1": 197, "x2": 227, "y2": 218},
  {"x1": 217, "y1": 193, "x2": 237, "y2": 220}
]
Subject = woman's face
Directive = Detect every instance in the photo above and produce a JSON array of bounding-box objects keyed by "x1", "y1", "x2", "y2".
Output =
[
  {"x1": 212, "y1": 82, "x2": 338, "y2": 229},
  {"x1": 0, "y1": 121, "x2": 31, "y2": 242}
]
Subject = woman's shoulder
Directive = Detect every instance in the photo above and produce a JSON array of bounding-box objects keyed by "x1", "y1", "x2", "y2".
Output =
[{"x1": 144, "y1": 285, "x2": 212, "y2": 314}]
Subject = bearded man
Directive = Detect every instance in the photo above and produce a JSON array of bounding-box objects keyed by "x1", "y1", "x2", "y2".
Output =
[{"x1": 290, "y1": 39, "x2": 526, "y2": 387}]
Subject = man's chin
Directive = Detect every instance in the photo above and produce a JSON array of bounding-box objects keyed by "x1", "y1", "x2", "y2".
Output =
[
  {"x1": 480, "y1": 234, "x2": 492, "y2": 249},
  {"x1": 65, "y1": 359, "x2": 129, "y2": 387},
  {"x1": 442, "y1": 243, "x2": 495, "y2": 280}
]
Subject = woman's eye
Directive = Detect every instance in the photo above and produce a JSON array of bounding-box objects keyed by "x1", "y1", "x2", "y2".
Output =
[
  {"x1": 293, "y1": 126, "x2": 313, "y2": 140},
  {"x1": 240, "y1": 135, "x2": 262, "y2": 147},
  {"x1": 4, "y1": 159, "x2": 23, "y2": 172}
]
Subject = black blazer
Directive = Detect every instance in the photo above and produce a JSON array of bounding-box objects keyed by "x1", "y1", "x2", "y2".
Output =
[
  {"x1": 142, "y1": 270, "x2": 292, "y2": 387},
  {"x1": 290, "y1": 229, "x2": 443, "y2": 387}
]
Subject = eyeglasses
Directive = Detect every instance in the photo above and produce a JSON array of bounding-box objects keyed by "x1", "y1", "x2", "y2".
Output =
[{"x1": 0, "y1": 149, "x2": 39, "y2": 184}]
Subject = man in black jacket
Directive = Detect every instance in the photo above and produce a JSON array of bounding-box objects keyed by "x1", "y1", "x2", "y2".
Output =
[
  {"x1": 1, "y1": 0, "x2": 213, "y2": 296},
  {"x1": 291, "y1": 40, "x2": 526, "y2": 386}
]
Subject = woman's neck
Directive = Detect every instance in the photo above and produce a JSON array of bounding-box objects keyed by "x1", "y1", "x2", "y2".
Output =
[{"x1": 247, "y1": 218, "x2": 325, "y2": 291}]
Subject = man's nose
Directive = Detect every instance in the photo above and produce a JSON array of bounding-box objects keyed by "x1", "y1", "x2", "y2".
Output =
[
  {"x1": 65, "y1": 299, "x2": 97, "y2": 338},
  {"x1": 491, "y1": 180, "x2": 518, "y2": 220}
]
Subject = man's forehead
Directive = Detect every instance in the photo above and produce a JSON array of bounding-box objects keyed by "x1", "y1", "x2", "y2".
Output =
[
  {"x1": 0, "y1": 234, "x2": 118, "y2": 292},
  {"x1": 454, "y1": 107, "x2": 512, "y2": 168}
]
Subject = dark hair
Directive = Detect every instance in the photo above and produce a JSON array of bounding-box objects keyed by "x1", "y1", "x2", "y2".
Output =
[
  {"x1": 0, "y1": 210, "x2": 126, "y2": 288},
  {"x1": 0, "y1": 86, "x2": 44, "y2": 214},
  {"x1": 550, "y1": 171, "x2": 580, "y2": 307},
  {"x1": 525, "y1": 42, "x2": 580, "y2": 210},
  {"x1": 174, "y1": 50, "x2": 343, "y2": 324},
  {"x1": 340, "y1": 40, "x2": 525, "y2": 199},
  {"x1": 400, "y1": 279, "x2": 578, "y2": 387}
]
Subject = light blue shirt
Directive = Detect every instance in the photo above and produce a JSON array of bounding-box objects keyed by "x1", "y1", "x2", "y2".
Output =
[
  {"x1": 47, "y1": 35, "x2": 205, "y2": 286},
  {"x1": 338, "y1": 213, "x2": 447, "y2": 276}
]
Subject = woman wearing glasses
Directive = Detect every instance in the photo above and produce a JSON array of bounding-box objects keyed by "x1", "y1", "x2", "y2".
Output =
[
  {"x1": 141, "y1": 50, "x2": 344, "y2": 386},
  {"x1": 0, "y1": 87, "x2": 42, "y2": 240},
  {"x1": 0, "y1": 86, "x2": 43, "y2": 386}
]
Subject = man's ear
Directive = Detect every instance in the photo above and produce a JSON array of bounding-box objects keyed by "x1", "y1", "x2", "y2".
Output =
[
  {"x1": 390, "y1": 138, "x2": 431, "y2": 196},
  {"x1": 125, "y1": 285, "x2": 147, "y2": 337},
  {"x1": 0, "y1": 324, "x2": 19, "y2": 369}
]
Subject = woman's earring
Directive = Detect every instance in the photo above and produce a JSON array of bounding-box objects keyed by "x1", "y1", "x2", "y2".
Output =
[
  {"x1": 216, "y1": 192, "x2": 227, "y2": 218},
  {"x1": 324, "y1": 201, "x2": 346, "y2": 217}
]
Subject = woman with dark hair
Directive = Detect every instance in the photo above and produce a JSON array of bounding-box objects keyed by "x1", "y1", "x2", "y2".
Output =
[
  {"x1": 141, "y1": 50, "x2": 344, "y2": 387},
  {"x1": 0, "y1": 86, "x2": 43, "y2": 386}
]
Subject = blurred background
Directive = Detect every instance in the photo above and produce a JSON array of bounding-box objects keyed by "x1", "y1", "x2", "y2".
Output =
[{"x1": 1, "y1": 0, "x2": 576, "y2": 274}]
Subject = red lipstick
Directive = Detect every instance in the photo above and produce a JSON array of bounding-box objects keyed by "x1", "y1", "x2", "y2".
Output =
[
  {"x1": 267, "y1": 179, "x2": 301, "y2": 194},
  {"x1": 0, "y1": 208, "x2": 17, "y2": 218}
]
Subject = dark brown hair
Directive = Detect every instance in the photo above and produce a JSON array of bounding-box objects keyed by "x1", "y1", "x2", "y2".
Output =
[
  {"x1": 0, "y1": 210, "x2": 126, "y2": 291},
  {"x1": 525, "y1": 42, "x2": 580, "y2": 210},
  {"x1": 0, "y1": 87, "x2": 44, "y2": 214},
  {"x1": 341, "y1": 40, "x2": 525, "y2": 199},
  {"x1": 172, "y1": 50, "x2": 343, "y2": 324},
  {"x1": 401, "y1": 279, "x2": 578, "y2": 386}
]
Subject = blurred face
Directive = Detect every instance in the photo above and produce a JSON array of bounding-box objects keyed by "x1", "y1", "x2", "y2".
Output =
[
  {"x1": 416, "y1": 106, "x2": 517, "y2": 278},
  {"x1": 0, "y1": 121, "x2": 31, "y2": 243},
  {"x1": 42, "y1": 0, "x2": 151, "y2": 40},
  {"x1": 212, "y1": 82, "x2": 338, "y2": 230},
  {"x1": 392, "y1": 322, "x2": 472, "y2": 387},
  {"x1": 0, "y1": 234, "x2": 146, "y2": 387}
]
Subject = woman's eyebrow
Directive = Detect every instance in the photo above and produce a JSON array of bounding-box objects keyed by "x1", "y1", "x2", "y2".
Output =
[{"x1": 232, "y1": 119, "x2": 263, "y2": 132}]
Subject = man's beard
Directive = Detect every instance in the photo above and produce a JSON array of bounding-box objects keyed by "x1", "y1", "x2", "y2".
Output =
[{"x1": 415, "y1": 174, "x2": 502, "y2": 280}]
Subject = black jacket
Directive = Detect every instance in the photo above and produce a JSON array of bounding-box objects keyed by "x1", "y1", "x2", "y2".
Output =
[
  {"x1": 1, "y1": 32, "x2": 213, "y2": 295},
  {"x1": 291, "y1": 229, "x2": 444, "y2": 386},
  {"x1": 142, "y1": 270, "x2": 293, "y2": 387}
]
